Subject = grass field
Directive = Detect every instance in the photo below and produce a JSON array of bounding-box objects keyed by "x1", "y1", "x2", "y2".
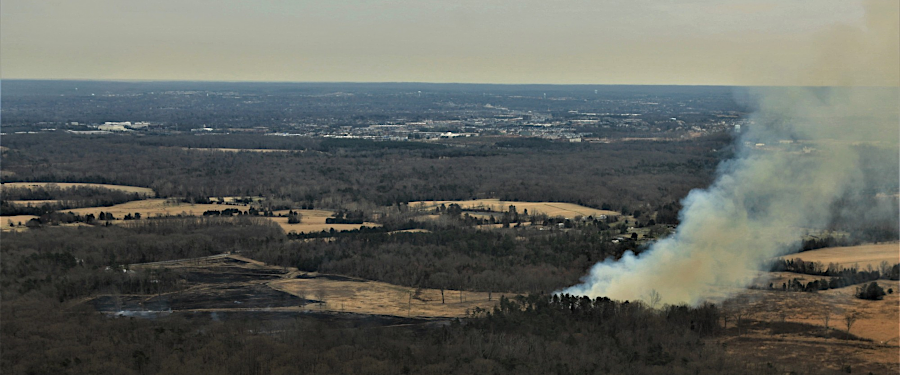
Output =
[
  {"x1": 0, "y1": 182, "x2": 155, "y2": 195},
  {"x1": 9, "y1": 199, "x2": 380, "y2": 234},
  {"x1": 720, "y1": 280, "x2": 900, "y2": 373},
  {"x1": 410, "y1": 199, "x2": 620, "y2": 219},
  {"x1": 779, "y1": 243, "x2": 900, "y2": 269},
  {"x1": 270, "y1": 275, "x2": 497, "y2": 318},
  {"x1": 270, "y1": 209, "x2": 381, "y2": 234},
  {"x1": 108, "y1": 254, "x2": 498, "y2": 319}
]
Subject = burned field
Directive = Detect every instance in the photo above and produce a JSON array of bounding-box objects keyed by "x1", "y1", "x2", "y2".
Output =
[{"x1": 86, "y1": 254, "x2": 499, "y2": 324}]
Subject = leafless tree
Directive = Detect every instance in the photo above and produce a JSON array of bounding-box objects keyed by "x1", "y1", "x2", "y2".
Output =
[
  {"x1": 646, "y1": 289, "x2": 662, "y2": 309},
  {"x1": 844, "y1": 312, "x2": 860, "y2": 333}
]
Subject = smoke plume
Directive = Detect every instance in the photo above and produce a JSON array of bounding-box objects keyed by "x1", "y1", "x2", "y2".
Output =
[
  {"x1": 561, "y1": 86, "x2": 898, "y2": 306},
  {"x1": 562, "y1": 0, "x2": 899, "y2": 306}
]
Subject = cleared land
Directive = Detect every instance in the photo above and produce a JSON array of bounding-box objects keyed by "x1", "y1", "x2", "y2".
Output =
[
  {"x1": 411, "y1": 199, "x2": 620, "y2": 219},
  {"x1": 779, "y1": 243, "x2": 900, "y2": 269},
  {"x1": 721, "y1": 281, "x2": 899, "y2": 374},
  {"x1": 30, "y1": 199, "x2": 379, "y2": 234},
  {"x1": 6, "y1": 200, "x2": 62, "y2": 206},
  {"x1": 95, "y1": 254, "x2": 498, "y2": 319},
  {"x1": 270, "y1": 275, "x2": 495, "y2": 318},
  {"x1": 271, "y1": 209, "x2": 381, "y2": 234},
  {"x1": 0, "y1": 182, "x2": 155, "y2": 195},
  {"x1": 1, "y1": 215, "x2": 39, "y2": 232}
]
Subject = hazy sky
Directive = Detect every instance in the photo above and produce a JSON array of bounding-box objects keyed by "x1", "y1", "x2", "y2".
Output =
[{"x1": 2, "y1": 0, "x2": 897, "y2": 85}]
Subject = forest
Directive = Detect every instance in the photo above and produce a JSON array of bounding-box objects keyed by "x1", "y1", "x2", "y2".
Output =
[
  {"x1": 0, "y1": 132, "x2": 731, "y2": 215},
  {"x1": 2, "y1": 218, "x2": 820, "y2": 375},
  {"x1": 2, "y1": 83, "x2": 897, "y2": 374}
]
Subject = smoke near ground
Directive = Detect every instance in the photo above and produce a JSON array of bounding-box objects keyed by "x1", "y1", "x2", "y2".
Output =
[{"x1": 561, "y1": 86, "x2": 899, "y2": 306}]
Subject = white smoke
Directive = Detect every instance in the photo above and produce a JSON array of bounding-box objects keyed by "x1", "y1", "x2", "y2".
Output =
[
  {"x1": 561, "y1": 87, "x2": 899, "y2": 306},
  {"x1": 561, "y1": 0, "x2": 899, "y2": 306}
]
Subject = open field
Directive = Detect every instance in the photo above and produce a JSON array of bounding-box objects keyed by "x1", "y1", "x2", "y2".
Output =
[
  {"x1": 64, "y1": 198, "x2": 231, "y2": 218},
  {"x1": 721, "y1": 281, "x2": 900, "y2": 373},
  {"x1": 12, "y1": 199, "x2": 380, "y2": 234},
  {"x1": 94, "y1": 254, "x2": 498, "y2": 320},
  {"x1": 411, "y1": 199, "x2": 620, "y2": 219},
  {"x1": 0, "y1": 182, "x2": 155, "y2": 196},
  {"x1": 779, "y1": 242, "x2": 900, "y2": 269},
  {"x1": 271, "y1": 275, "x2": 496, "y2": 318},
  {"x1": 270, "y1": 209, "x2": 380, "y2": 234},
  {"x1": 1, "y1": 215, "x2": 39, "y2": 232},
  {"x1": 6, "y1": 200, "x2": 62, "y2": 206}
]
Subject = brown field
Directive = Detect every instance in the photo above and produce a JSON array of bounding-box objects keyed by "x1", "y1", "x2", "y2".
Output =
[
  {"x1": 270, "y1": 275, "x2": 498, "y2": 318},
  {"x1": 779, "y1": 242, "x2": 900, "y2": 269},
  {"x1": 95, "y1": 254, "x2": 498, "y2": 320},
  {"x1": 6, "y1": 200, "x2": 62, "y2": 206},
  {"x1": 0, "y1": 182, "x2": 155, "y2": 196},
  {"x1": 270, "y1": 209, "x2": 381, "y2": 234},
  {"x1": 64, "y1": 198, "x2": 230, "y2": 218},
  {"x1": 721, "y1": 280, "x2": 900, "y2": 373},
  {"x1": 410, "y1": 199, "x2": 620, "y2": 219},
  {"x1": 14, "y1": 199, "x2": 379, "y2": 234},
  {"x1": 1, "y1": 215, "x2": 39, "y2": 232}
]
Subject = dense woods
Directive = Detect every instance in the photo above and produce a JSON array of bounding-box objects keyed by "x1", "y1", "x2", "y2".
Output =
[{"x1": 1, "y1": 133, "x2": 729, "y2": 216}]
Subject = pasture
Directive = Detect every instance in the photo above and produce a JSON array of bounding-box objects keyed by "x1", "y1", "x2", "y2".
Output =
[
  {"x1": 779, "y1": 243, "x2": 900, "y2": 269},
  {"x1": 411, "y1": 199, "x2": 620, "y2": 219},
  {"x1": 0, "y1": 182, "x2": 155, "y2": 196}
]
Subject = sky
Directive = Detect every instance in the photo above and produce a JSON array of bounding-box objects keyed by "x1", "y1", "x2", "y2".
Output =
[{"x1": 1, "y1": 0, "x2": 897, "y2": 86}]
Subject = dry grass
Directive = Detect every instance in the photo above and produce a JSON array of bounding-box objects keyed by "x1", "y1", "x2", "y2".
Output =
[
  {"x1": 122, "y1": 254, "x2": 498, "y2": 319},
  {"x1": 6, "y1": 200, "x2": 62, "y2": 206},
  {"x1": 722, "y1": 281, "x2": 900, "y2": 373},
  {"x1": 0, "y1": 182, "x2": 155, "y2": 196},
  {"x1": 270, "y1": 276, "x2": 498, "y2": 318},
  {"x1": 270, "y1": 209, "x2": 381, "y2": 234},
  {"x1": 16, "y1": 200, "x2": 379, "y2": 234},
  {"x1": 1, "y1": 215, "x2": 39, "y2": 232},
  {"x1": 779, "y1": 242, "x2": 900, "y2": 269},
  {"x1": 410, "y1": 199, "x2": 619, "y2": 219},
  {"x1": 64, "y1": 199, "x2": 227, "y2": 218}
]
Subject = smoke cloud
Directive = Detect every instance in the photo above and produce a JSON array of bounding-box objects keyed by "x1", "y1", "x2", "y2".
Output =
[
  {"x1": 561, "y1": 86, "x2": 899, "y2": 306},
  {"x1": 561, "y1": 0, "x2": 899, "y2": 306}
]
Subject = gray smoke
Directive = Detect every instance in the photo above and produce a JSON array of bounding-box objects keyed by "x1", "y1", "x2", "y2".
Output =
[{"x1": 561, "y1": 86, "x2": 899, "y2": 306}]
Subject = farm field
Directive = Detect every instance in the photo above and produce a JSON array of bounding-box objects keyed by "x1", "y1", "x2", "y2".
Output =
[
  {"x1": 270, "y1": 209, "x2": 380, "y2": 233},
  {"x1": 26, "y1": 199, "x2": 380, "y2": 234},
  {"x1": 411, "y1": 199, "x2": 620, "y2": 219},
  {"x1": 0, "y1": 182, "x2": 155, "y2": 195},
  {"x1": 779, "y1": 243, "x2": 900, "y2": 269}
]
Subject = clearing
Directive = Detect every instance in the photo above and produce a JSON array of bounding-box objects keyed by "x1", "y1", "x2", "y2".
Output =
[
  {"x1": 90, "y1": 254, "x2": 499, "y2": 320},
  {"x1": 0, "y1": 182, "x2": 155, "y2": 196},
  {"x1": 411, "y1": 199, "x2": 620, "y2": 219},
  {"x1": 779, "y1": 242, "x2": 900, "y2": 269},
  {"x1": 46, "y1": 200, "x2": 379, "y2": 234}
]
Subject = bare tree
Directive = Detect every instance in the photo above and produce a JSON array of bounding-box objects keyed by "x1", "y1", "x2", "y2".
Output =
[
  {"x1": 844, "y1": 312, "x2": 859, "y2": 333},
  {"x1": 646, "y1": 289, "x2": 662, "y2": 309}
]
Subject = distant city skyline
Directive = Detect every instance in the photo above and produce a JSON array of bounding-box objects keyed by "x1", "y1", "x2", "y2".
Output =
[{"x1": 1, "y1": 0, "x2": 897, "y2": 86}]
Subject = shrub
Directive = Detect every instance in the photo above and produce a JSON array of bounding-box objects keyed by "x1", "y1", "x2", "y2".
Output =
[{"x1": 855, "y1": 282, "x2": 886, "y2": 300}]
